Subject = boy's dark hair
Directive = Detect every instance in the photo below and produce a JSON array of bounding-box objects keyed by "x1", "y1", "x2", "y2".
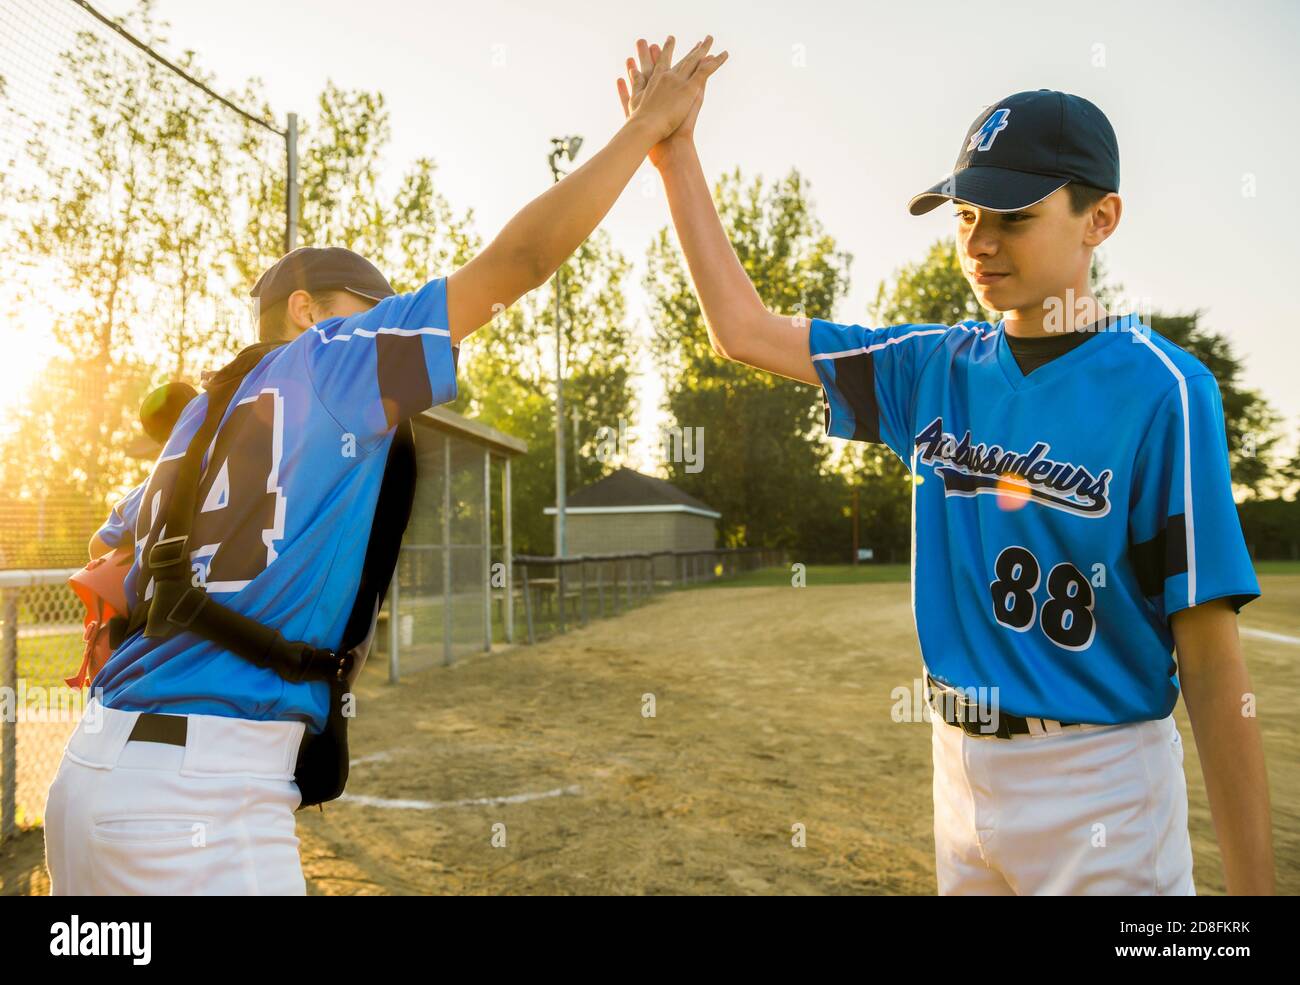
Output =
[
  {"x1": 1066, "y1": 182, "x2": 1112, "y2": 216},
  {"x1": 257, "y1": 290, "x2": 349, "y2": 342},
  {"x1": 257, "y1": 299, "x2": 290, "y2": 342}
]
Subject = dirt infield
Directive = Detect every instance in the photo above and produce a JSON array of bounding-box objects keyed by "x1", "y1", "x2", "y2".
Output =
[{"x1": 6, "y1": 574, "x2": 1298, "y2": 895}]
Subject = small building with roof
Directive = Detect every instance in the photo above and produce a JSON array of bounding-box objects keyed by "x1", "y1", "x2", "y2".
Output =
[{"x1": 544, "y1": 468, "x2": 720, "y2": 570}]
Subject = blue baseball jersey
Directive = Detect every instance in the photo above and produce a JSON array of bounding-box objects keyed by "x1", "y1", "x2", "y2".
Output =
[
  {"x1": 93, "y1": 277, "x2": 458, "y2": 733},
  {"x1": 810, "y1": 312, "x2": 1259, "y2": 724}
]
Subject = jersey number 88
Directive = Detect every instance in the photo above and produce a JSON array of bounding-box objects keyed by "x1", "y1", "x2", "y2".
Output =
[{"x1": 989, "y1": 546, "x2": 1096, "y2": 651}]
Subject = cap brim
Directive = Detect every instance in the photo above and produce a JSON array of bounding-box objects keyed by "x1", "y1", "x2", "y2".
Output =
[
  {"x1": 343, "y1": 286, "x2": 394, "y2": 303},
  {"x1": 908, "y1": 167, "x2": 1070, "y2": 216}
]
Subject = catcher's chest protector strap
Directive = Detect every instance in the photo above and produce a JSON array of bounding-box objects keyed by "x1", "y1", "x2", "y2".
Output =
[
  {"x1": 119, "y1": 342, "x2": 418, "y2": 809},
  {"x1": 294, "y1": 420, "x2": 415, "y2": 808}
]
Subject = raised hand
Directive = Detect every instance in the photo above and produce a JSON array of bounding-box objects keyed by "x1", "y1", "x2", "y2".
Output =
[{"x1": 617, "y1": 35, "x2": 727, "y2": 168}]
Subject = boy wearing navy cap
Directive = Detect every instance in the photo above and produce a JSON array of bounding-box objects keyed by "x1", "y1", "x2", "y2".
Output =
[{"x1": 621, "y1": 44, "x2": 1274, "y2": 895}]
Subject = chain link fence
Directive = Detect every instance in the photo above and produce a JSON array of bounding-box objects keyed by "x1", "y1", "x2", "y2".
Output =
[
  {"x1": 510, "y1": 549, "x2": 784, "y2": 644},
  {"x1": 386, "y1": 428, "x2": 511, "y2": 676},
  {"x1": 0, "y1": 0, "x2": 292, "y2": 571},
  {"x1": 0, "y1": 570, "x2": 83, "y2": 841}
]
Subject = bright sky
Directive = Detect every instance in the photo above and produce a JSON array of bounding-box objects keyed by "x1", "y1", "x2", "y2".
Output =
[{"x1": 98, "y1": 0, "x2": 1300, "y2": 464}]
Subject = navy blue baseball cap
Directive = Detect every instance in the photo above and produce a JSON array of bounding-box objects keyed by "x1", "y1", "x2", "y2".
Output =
[
  {"x1": 250, "y1": 246, "x2": 395, "y2": 312},
  {"x1": 909, "y1": 89, "x2": 1120, "y2": 216}
]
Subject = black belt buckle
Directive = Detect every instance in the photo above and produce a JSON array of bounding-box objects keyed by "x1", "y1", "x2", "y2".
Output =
[
  {"x1": 957, "y1": 702, "x2": 1004, "y2": 739},
  {"x1": 929, "y1": 673, "x2": 1005, "y2": 739}
]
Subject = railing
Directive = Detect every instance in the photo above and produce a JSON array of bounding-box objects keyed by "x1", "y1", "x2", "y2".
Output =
[{"x1": 511, "y1": 548, "x2": 783, "y2": 644}]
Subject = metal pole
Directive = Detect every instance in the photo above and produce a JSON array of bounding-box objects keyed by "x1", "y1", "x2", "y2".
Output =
[
  {"x1": 285, "y1": 112, "x2": 299, "y2": 254},
  {"x1": 387, "y1": 569, "x2": 400, "y2": 685},
  {"x1": 503, "y1": 457, "x2": 514, "y2": 644},
  {"x1": 554, "y1": 262, "x2": 566, "y2": 562},
  {"x1": 442, "y1": 437, "x2": 453, "y2": 666},
  {"x1": 483, "y1": 450, "x2": 492, "y2": 652},
  {"x1": 523, "y1": 564, "x2": 535, "y2": 644},
  {"x1": 557, "y1": 560, "x2": 566, "y2": 634},
  {"x1": 546, "y1": 138, "x2": 581, "y2": 560}
]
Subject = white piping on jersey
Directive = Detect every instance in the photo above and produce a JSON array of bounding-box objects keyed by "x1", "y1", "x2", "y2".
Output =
[
  {"x1": 909, "y1": 443, "x2": 920, "y2": 637},
  {"x1": 309, "y1": 323, "x2": 451, "y2": 344},
  {"x1": 810, "y1": 321, "x2": 997, "y2": 362},
  {"x1": 811, "y1": 327, "x2": 950, "y2": 362},
  {"x1": 1129, "y1": 329, "x2": 1196, "y2": 605}
]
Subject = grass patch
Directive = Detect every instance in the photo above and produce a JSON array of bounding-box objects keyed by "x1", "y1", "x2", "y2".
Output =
[
  {"x1": 683, "y1": 563, "x2": 910, "y2": 589},
  {"x1": 1253, "y1": 560, "x2": 1300, "y2": 576}
]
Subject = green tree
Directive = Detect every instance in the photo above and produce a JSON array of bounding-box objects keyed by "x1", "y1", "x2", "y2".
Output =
[
  {"x1": 1144, "y1": 311, "x2": 1284, "y2": 499},
  {"x1": 868, "y1": 238, "x2": 991, "y2": 326},
  {"x1": 298, "y1": 83, "x2": 391, "y2": 257},
  {"x1": 645, "y1": 168, "x2": 852, "y2": 557},
  {"x1": 0, "y1": 0, "x2": 477, "y2": 568},
  {"x1": 387, "y1": 157, "x2": 479, "y2": 290},
  {"x1": 453, "y1": 231, "x2": 638, "y2": 554},
  {"x1": 1, "y1": 0, "x2": 219, "y2": 525}
]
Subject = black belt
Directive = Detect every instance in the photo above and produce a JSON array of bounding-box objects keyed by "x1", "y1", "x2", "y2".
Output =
[
  {"x1": 128, "y1": 712, "x2": 188, "y2": 747},
  {"x1": 925, "y1": 673, "x2": 1084, "y2": 739}
]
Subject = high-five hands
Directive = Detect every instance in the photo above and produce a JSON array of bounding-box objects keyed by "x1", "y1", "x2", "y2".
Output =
[{"x1": 617, "y1": 35, "x2": 726, "y2": 168}]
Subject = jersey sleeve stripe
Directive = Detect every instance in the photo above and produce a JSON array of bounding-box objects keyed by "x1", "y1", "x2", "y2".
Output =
[
  {"x1": 376, "y1": 334, "x2": 434, "y2": 429},
  {"x1": 831, "y1": 351, "x2": 880, "y2": 443},
  {"x1": 309, "y1": 324, "x2": 451, "y2": 344},
  {"x1": 1129, "y1": 513, "x2": 1189, "y2": 597},
  {"x1": 1130, "y1": 330, "x2": 1197, "y2": 604},
  {"x1": 810, "y1": 327, "x2": 949, "y2": 362}
]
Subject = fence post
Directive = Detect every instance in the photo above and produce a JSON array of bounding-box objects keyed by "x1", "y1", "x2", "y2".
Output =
[
  {"x1": 557, "y1": 561, "x2": 566, "y2": 634},
  {"x1": 580, "y1": 560, "x2": 587, "y2": 627},
  {"x1": 597, "y1": 563, "x2": 605, "y2": 618},
  {"x1": 483, "y1": 449, "x2": 492, "y2": 653},
  {"x1": 387, "y1": 569, "x2": 400, "y2": 685},
  {"x1": 442, "y1": 437, "x2": 453, "y2": 667},
  {"x1": 1, "y1": 589, "x2": 17, "y2": 844},
  {"x1": 522, "y1": 563, "x2": 535, "y2": 644},
  {"x1": 503, "y1": 457, "x2": 514, "y2": 644}
]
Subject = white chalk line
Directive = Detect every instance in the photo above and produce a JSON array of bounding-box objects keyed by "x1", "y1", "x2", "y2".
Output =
[
  {"x1": 339, "y1": 785, "x2": 582, "y2": 811},
  {"x1": 349, "y1": 751, "x2": 394, "y2": 766},
  {"x1": 1240, "y1": 627, "x2": 1300, "y2": 646}
]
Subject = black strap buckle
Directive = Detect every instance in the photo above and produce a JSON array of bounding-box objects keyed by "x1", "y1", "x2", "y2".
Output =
[
  {"x1": 289, "y1": 645, "x2": 350, "y2": 684},
  {"x1": 149, "y1": 535, "x2": 190, "y2": 571},
  {"x1": 165, "y1": 586, "x2": 208, "y2": 629}
]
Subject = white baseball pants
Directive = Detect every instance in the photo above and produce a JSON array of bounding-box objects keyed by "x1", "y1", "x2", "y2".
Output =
[
  {"x1": 44, "y1": 697, "x2": 307, "y2": 895},
  {"x1": 930, "y1": 691, "x2": 1196, "y2": 896}
]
